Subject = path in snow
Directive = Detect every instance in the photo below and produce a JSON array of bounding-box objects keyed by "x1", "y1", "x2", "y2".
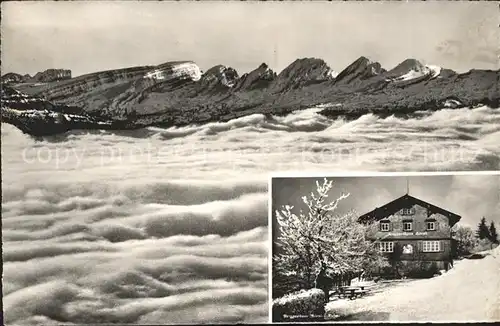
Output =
[{"x1": 326, "y1": 247, "x2": 500, "y2": 322}]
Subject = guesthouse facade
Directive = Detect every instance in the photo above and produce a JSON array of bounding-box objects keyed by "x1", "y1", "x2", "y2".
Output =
[{"x1": 358, "y1": 194, "x2": 461, "y2": 277}]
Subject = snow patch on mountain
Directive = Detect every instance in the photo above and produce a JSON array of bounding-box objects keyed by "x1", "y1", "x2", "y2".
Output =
[
  {"x1": 395, "y1": 69, "x2": 426, "y2": 82},
  {"x1": 221, "y1": 73, "x2": 236, "y2": 87},
  {"x1": 2, "y1": 107, "x2": 112, "y2": 126},
  {"x1": 444, "y1": 99, "x2": 463, "y2": 108},
  {"x1": 1, "y1": 88, "x2": 45, "y2": 105},
  {"x1": 427, "y1": 65, "x2": 442, "y2": 79},
  {"x1": 386, "y1": 64, "x2": 441, "y2": 82},
  {"x1": 327, "y1": 69, "x2": 339, "y2": 79},
  {"x1": 144, "y1": 62, "x2": 202, "y2": 82}
]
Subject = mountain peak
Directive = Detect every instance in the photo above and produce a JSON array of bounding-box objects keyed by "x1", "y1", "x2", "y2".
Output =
[
  {"x1": 1, "y1": 72, "x2": 27, "y2": 84},
  {"x1": 233, "y1": 63, "x2": 276, "y2": 91},
  {"x1": 201, "y1": 65, "x2": 239, "y2": 88},
  {"x1": 203, "y1": 65, "x2": 227, "y2": 76},
  {"x1": 334, "y1": 56, "x2": 385, "y2": 85},
  {"x1": 271, "y1": 57, "x2": 334, "y2": 93},
  {"x1": 32, "y1": 69, "x2": 72, "y2": 83},
  {"x1": 1, "y1": 69, "x2": 72, "y2": 84},
  {"x1": 354, "y1": 56, "x2": 371, "y2": 64},
  {"x1": 385, "y1": 59, "x2": 440, "y2": 82},
  {"x1": 388, "y1": 59, "x2": 426, "y2": 74}
]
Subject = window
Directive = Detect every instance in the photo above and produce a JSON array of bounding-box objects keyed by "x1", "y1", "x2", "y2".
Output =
[
  {"x1": 401, "y1": 208, "x2": 415, "y2": 216},
  {"x1": 427, "y1": 221, "x2": 436, "y2": 231},
  {"x1": 379, "y1": 242, "x2": 394, "y2": 253},
  {"x1": 403, "y1": 221, "x2": 413, "y2": 232},
  {"x1": 422, "y1": 241, "x2": 440, "y2": 252},
  {"x1": 380, "y1": 221, "x2": 390, "y2": 232}
]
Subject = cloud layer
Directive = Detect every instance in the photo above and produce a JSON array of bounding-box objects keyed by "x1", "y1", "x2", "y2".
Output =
[{"x1": 2, "y1": 169, "x2": 269, "y2": 324}]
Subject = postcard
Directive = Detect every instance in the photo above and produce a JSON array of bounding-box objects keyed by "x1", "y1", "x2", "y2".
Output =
[{"x1": 1, "y1": 1, "x2": 498, "y2": 324}]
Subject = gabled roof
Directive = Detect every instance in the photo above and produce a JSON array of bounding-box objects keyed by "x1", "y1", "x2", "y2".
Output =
[{"x1": 358, "y1": 194, "x2": 461, "y2": 227}]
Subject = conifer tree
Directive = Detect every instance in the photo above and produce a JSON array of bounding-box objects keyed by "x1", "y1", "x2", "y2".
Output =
[
  {"x1": 476, "y1": 217, "x2": 490, "y2": 240},
  {"x1": 488, "y1": 221, "x2": 499, "y2": 245}
]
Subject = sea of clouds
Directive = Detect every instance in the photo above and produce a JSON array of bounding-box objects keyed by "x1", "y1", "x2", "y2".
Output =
[{"x1": 2, "y1": 105, "x2": 500, "y2": 324}]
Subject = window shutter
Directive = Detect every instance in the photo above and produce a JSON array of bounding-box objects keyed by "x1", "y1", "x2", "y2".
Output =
[
  {"x1": 379, "y1": 222, "x2": 382, "y2": 231},
  {"x1": 435, "y1": 221, "x2": 439, "y2": 231},
  {"x1": 417, "y1": 241, "x2": 422, "y2": 253},
  {"x1": 390, "y1": 222, "x2": 393, "y2": 232},
  {"x1": 440, "y1": 240, "x2": 444, "y2": 252}
]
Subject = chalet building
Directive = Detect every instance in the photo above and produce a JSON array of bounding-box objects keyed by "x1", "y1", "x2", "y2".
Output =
[{"x1": 358, "y1": 194, "x2": 461, "y2": 277}]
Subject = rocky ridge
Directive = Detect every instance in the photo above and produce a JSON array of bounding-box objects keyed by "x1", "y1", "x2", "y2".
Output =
[
  {"x1": 2, "y1": 57, "x2": 499, "y2": 136},
  {"x1": 333, "y1": 56, "x2": 385, "y2": 86},
  {"x1": 1, "y1": 69, "x2": 71, "y2": 84},
  {"x1": 0, "y1": 87, "x2": 134, "y2": 136}
]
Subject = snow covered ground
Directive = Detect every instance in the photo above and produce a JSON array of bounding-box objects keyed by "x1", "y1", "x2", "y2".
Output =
[{"x1": 326, "y1": 247, "x2": 500, "y2": 322}]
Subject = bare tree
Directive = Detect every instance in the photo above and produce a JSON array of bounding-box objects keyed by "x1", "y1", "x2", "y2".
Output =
[{"x1": 454, "y1": 224, "x2": 478, "y2": 257}]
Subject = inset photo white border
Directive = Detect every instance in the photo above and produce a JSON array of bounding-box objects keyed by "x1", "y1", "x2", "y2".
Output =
[{"x1": 268, "y1": 171, "x2": 500, "y2": 323}]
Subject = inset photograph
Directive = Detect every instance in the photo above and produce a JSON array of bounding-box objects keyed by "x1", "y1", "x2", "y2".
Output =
[{"x1": 270, "y1": 172, "x2": 500, "y2": 323}]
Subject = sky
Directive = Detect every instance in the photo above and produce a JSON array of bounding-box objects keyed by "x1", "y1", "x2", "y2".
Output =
[
  {"x1": 1, "y1": 1, "x2": 499, "y2": 77},
  {"x1": 272, "y1": 174, "x2": 500, "y2": 235}
]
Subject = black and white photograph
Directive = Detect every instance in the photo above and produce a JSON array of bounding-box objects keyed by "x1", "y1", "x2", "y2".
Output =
[
  {"x1": 1, "y1": 0, "x2": 499, "y2": 325},
  {"x1": 271, "y1": 172, "x2": 500, "y2": 322}
]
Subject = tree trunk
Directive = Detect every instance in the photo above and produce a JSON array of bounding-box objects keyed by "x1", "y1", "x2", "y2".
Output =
[{"x1": 314, "y1": 262, "x2": 331, "y2": 304}]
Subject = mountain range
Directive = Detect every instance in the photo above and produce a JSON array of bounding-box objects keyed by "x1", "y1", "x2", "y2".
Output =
[{"x1": 1, "y1": 56, "x2": 499, "y2": 136}]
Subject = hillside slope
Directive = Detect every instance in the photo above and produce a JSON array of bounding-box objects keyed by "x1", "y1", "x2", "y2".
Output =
[{"x1": 326, "y1": 248, "x2": 500, "y2": 321}]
